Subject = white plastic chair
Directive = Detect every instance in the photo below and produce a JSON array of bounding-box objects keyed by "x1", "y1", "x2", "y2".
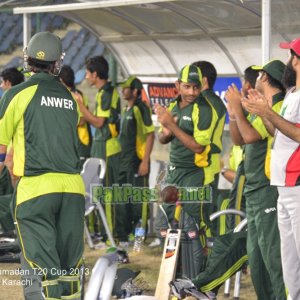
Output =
[{"x1": 81, "y1": 158, "x2": 116, "y2": 249}]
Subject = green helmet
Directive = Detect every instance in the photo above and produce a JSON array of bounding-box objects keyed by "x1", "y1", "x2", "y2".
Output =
[{"x1": 27, "y1": 31, "x2": 62, "y2": 62}]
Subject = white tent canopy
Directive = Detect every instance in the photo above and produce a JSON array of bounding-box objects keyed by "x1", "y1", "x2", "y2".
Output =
[{"x1": 13, "y1": 0, "x2": 300, "y2": 77}]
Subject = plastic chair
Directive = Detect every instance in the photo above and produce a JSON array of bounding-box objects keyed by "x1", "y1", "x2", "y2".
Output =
[
  {"x1": 80, "y1": 158, "x2": 116, "y2": 249},
  {"x1": 82, "y1": 158, "x2": 119, "y2": 300},
  {"x1": 85, "y1": 252, "x2": 118, "y2": 300}
]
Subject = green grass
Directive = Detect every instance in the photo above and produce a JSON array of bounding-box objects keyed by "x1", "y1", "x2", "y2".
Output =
[
  {"x1": 0, "y1": 241, "x2": 256, "y2": 299},
  {"x1": 84, "y1": 243, "x2": 162, "y2": 296},
  {"x1": 84, "y1": 240, "x2": 256, "y2": 299}
]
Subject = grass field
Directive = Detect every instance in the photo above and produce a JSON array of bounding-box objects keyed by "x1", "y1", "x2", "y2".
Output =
[{"x1": 0, "y1": 240, "x2": 256, "y2": 299}]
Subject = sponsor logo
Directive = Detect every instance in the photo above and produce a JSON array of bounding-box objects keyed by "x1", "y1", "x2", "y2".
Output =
[
  {"x1": 189, "y1": 72, "x2": 199, "y2": 77},
  {"x1": 182, "y1": 116, "x2": 192, "y2": 121},
  {"x1": 265, "y1": 207, "x2": 276, "y2": 214}
]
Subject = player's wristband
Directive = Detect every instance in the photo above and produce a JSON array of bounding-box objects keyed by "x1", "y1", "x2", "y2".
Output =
[{"x1": 0, "y1": 153, "x2": 6, "y2": 163}]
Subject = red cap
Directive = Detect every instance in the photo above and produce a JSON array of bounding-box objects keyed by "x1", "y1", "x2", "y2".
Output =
[{"x1": 280, "y1": 38, "x2": 300, "y2": 56}]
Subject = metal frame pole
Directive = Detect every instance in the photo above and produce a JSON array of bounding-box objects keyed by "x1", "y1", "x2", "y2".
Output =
[
  {"x1": 23, "y1": 13, "x2": 32, "y2": 49},
  {"x1": 262, "y1": 0, "x2": 271, "y2": 64}
]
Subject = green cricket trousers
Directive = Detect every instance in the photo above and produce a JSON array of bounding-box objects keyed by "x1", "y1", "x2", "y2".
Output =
[
  {"x1": 13, "y1": 173, "x2": 85, "y2": 300},
  {"x1": 154, "y1": 165, "x2": 211, "y2": 278},
  {"x1": 0, "y1": 194, "x2": 14, "y2": 233},
  {"x1": 245, "y1": 185, "x2": 286, "y2": 300}
]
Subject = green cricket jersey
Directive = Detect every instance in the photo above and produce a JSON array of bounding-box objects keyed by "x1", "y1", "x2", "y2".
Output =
[
  {"x1": 201, "y1": 89, "x2": 226, "y2": 175},
  {"x1": 0, "y1": 72, "x2": 81, "y2": 177},
  {"x1": 119, "y1": 98, "x2": 154, "y2": 168},
  {"x1": 91, "y1": 82, "x2": 121, "y2": 158},
  {"x1": 168, "y1": 95, "x2": 216, "y2": 170},
  {"x1": 76, "y1": 91, "x2": 92, "y2": 159},
  {"x1": 244, "y1": 92, "x2": 284, "y2": 193}
]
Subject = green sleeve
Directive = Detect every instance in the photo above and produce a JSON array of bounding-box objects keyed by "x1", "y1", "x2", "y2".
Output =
[
  {"x1": 95, "y1": 90, "x2": 111, "y2": 118},
  {"x1": 0, "y1": 102, "x2": 15, "y2": 146},
  {"x1": 133, "y1": 104, "x2": 155, "y2": 135},
  {"x1": 0, "y1": 85, "x2": 38, "y2": 146},
  {"x1": 158, "y1": 100, "x2": 177, "y2": 133},
  {"x1": 192, "y1": 101, "x2": 216, "y2": 146},
  {"x1": 0, "y1": 92, "x2": 26, "y2": 146},
  {"x1": 70, "y1": 91, "x2": 82, "y2": 121},
  {"x1": 247, "y1": 114, "x2": 268, "y2": 139}
]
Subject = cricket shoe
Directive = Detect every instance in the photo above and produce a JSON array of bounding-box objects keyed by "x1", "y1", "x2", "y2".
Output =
[
  {"x1": 90, "y1": 232, "x2": 103, "y2": 243},
  {"x1": 203, "y1": 291, "x2": 217, "y2": 300},
  {"x1": 94, "y1": 241, "x2": 107, "y2": 249},
  {"x1": 117, "y1": 249, "x2": 130, "y2": 264},
  {"x1": 169, "y1": 278, "x2": 210, "y2": 300},
  {"x1": 0, "y1": 230, "x2": 16, "y2": 239},
  {"x1": 0, "y1": 252, "x2": 20, "y2": 263},
  {"x1": 148, "y1": 238, "x2": 161, "y2": 248},
  {"x1": 119, "y1": 241, "x2": 129, "y2": 249}
]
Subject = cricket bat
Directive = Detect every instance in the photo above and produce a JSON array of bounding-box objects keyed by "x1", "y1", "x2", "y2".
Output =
[{"x1": 155, "y1": 228, "x2": 181, "y2": 300}]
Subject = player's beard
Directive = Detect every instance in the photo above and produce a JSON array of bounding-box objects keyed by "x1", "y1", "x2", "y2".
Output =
[{"x1": 282, "y1": 60, "x2": 296, "y2": 89}]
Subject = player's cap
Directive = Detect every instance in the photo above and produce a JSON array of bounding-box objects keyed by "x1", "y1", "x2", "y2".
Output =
[
  {"x1": 280, "y1": 38, "x2": 300, "y2": 56},
  {"x1": 178, "y1": 65, "x2": 202, "y2": 85},
  {"x1": 27, "y1": 31, "x2": 62, "y2": 62},
  {"x1": 119, "y1": 76, "x2": 143, "y2": 90},
  {"x1": 252, "y1": 60, "x2": 285, "y2": 83}
]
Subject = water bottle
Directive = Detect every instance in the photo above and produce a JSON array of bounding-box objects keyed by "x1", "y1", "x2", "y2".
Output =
[{"x1": 133, "y1": 220, "x2": 145, "y2": 252}]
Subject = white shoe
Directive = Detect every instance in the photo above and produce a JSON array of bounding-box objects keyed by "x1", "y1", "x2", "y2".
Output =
[
  {"x1": 119, "y1": 241, "x2": 129, "y2": 249},
  {"x1": 94, "y1": 241, "x2": 107, "y2": 249},
  {"x1": 148, "y1": 238, "x2": 161, "y2": 248}
]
